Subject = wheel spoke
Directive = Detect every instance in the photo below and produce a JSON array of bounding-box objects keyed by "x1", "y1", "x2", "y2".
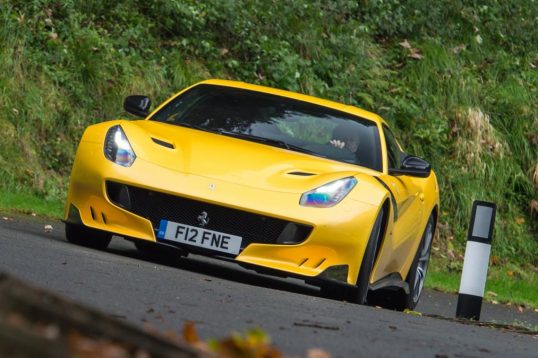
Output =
[
  {"x1": 412, "y1": 219, "x2": 434, "y2": 302},
  {"x1": 413, "y1": 266, "x2": 426, "y2": 300}
]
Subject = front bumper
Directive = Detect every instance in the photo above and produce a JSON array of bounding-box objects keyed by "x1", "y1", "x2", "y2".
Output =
[{"x1": 65, "y1": 141, "x2": 380, "y2": 285}]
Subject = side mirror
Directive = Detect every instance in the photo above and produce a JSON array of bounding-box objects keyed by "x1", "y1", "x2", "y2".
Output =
[
  {"x1": 124, "y1": 95, "x2": 151, "y2": 117},
  {"x1": 389, "y1": 155, "x2": 431, "y2": 178}
]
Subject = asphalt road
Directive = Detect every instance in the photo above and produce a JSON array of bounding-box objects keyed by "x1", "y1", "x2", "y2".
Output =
[{"x1": 0, "y1": 214, "x2": 536, "y2": 357}]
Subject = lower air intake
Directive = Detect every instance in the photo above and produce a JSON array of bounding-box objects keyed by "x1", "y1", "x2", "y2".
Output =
[{"x1": 105, "y1": 182, "x2": 312, "y2": 255}]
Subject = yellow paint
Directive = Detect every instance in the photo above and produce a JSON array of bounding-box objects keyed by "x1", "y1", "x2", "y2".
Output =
[{"x1": 65, "y1": 79, "x2": 439, "y2": 286}]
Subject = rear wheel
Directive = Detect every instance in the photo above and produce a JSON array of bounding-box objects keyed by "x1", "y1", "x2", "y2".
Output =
[
  {"x1": 134, "y1": 240, "x2": 188, "y2": 260},
  {"x1": 134, "y1": 240, "x2": 159, "y2": 253},
  {"x1": 65, "y1": 222, "x2": 112, "y2": 250}
]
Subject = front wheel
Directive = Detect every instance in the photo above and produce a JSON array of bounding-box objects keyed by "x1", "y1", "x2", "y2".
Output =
[
  {"x1": 405, "y1": 214, "x2": 435, "y2": 309},
  {"x1": 369, "y1": 214, "x2": 435, "y2": 311},
  {"x1": 350, "y1": 209, "x2": 385, "y2": 304},
  {"x1": 65, "y1": 222, "x2": 112, "y2": 250}
]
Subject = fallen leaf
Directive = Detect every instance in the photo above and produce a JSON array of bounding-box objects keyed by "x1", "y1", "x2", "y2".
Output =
[
  {"x1": 31, "y1": 212, "x2": 37, "y2": 217},
  {"x1": 49, "y1": 32, "x2": 58, "y2": 41},
  {"x1": 507, "y1": 270, "x2": 514, "y2": 277},
  {"x1": 515, "y1": 217, "x2": 525, "y2": 225},
  {"x1": 403, "y1": 309, "x2": 422, "y2": 316},
  {"x1": 486, "y1": 291, "x2": 497, "y2": 297},
  {"x1": 44, "y1": 224, "x2": 53, "y2": 232},
  {"x1": 399, "y1": 39, "x2": 412, "y2": 49},
  {"x1": 182, "y1": 321, "x2": 199, "y2": 343},
  {"x1": 452, "y1": 44, "x2": 466, "y2": 54},
  {"x1": 399, "y1": 39, "x2": 423, "y2": 60},
  {"x1": 517, "y1": 306, "x2": 524, "y2": 313},
  {"x1": 490, "y1": 255, "x2": 500, "y2": 265},
  {"x1": 307, "y1": 348, "x2": 332, "y2": 358},
  {"x1": 409, "y1": 51, "x2": 423, "y2": 60}
]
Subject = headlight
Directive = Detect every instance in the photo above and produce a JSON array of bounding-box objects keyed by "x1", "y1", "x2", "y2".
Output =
[
  {"x1": 299, "y1": 177, "x2": 357, "y2": 208},
  {"x1": 104, "y1": 125, "x2": 136, "y2": 167}
]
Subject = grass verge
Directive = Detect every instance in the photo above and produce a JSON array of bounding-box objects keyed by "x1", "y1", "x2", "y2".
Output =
[
  {"x1": 0, "y1": 189, "x2": 64, "y2": 219},
  {"x1": 427, "y1": 257, "x2": 538, "y2": 310}
]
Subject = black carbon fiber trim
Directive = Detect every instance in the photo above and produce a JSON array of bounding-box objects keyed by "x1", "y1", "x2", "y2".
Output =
[{"x1": 373, "y1": 176, "x2": 398, "y2": 221}]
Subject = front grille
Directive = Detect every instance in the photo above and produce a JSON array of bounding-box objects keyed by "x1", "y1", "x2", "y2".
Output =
[{"x1": 106, "y1": 182, "x2": 312, "y2": 255}]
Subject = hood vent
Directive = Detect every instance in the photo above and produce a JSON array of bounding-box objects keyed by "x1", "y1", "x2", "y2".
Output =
[
  {"x1": 287, "y1": 171, "x2": 316, "y2": 176},
  {"x1": 151, "y1": 137, "x2": 175, "y2": 149}
]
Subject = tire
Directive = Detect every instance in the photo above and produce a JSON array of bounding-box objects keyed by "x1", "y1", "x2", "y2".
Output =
[
  {"x1": 65, "y1": 222, "x2": 112, "y2": 250},
  {"x1": 404, "y1": 214, "x2": 435, "y2": 309},
  {"x1": 319, "y1": 281, "x2": 347, "y2": 301},
  {"x1": 349, "y1": 209, "x2": 385, "y2": 304},
  {"x1": 134, "y1": 240, "x2": 158, "y2": 253},
  {"x1": 369, "y1": 214, "x2": 435, "y2": 311},
  {"x1": 134, "y1": 240, "x2": 188, "y2": 260}
]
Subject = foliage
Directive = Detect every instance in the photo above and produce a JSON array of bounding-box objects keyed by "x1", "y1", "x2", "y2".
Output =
[{"x1": 0, "y1": 0, "x2": 536, "y2": 265}]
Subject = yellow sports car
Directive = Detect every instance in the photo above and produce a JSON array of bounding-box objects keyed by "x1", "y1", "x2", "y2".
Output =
[{"x1": 65, "y1": 79, "x2": 439, "y2": 310}]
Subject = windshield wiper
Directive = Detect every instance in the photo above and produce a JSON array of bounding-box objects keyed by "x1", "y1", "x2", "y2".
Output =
[
  {"x1": 216, "y1": 130, "x2": 326, "y2": 158},
  {"x1": 174, "y1": 122, "x2": 206, "y2": 131},
  {"x1": 217, "y1": 130, "x2": 288, "y2": 148}
]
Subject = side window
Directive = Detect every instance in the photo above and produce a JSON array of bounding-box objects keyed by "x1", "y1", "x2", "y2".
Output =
[{"x1": 383, "y1": 125, "x2": 401, "y2": 169}]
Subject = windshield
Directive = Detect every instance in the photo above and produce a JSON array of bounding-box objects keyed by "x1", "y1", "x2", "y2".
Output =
[{"x1": 150, "y1": 84, "x2": 382, "y2": 171}]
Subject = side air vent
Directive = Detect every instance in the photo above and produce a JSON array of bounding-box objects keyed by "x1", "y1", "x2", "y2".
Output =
[
  {"x1": 151, "y1": 137, "x2": 175, "y2": 149},
  {"x1": 287, "y1": 171, "x2": 316, "y2": 176}
]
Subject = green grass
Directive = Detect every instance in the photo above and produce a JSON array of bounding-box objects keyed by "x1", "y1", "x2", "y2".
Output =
[
  {"x1": 427, "y1": 258, "x2": 538, "y2": 309},
  {"x1": 0, "y1": 189, "x2": 63, "y2": 219}
]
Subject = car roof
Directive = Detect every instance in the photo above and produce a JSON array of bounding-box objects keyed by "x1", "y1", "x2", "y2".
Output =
[{"x1": 196, "y1": 79, "x2": 388, "y2": 127}]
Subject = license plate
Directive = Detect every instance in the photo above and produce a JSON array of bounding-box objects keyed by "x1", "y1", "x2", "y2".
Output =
[{"x1": 157, "y1": 220, "x2": 242, "y2": 255}]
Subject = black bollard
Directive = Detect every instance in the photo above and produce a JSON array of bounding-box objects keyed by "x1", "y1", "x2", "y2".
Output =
[{"x1": 456, "y1": 201, "x2": 496, "y2": 321}]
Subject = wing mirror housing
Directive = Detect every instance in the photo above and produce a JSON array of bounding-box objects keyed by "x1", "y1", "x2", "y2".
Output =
[
  {"x1": 389, "y1": 155, "x2": 431, "y2": 178},
  {"x1": 124, "y1": 95, "x2": 151, "y2": 117}
]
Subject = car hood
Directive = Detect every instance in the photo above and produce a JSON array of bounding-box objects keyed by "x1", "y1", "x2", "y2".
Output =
[{"x1": 119, "y1": 120, "x2": 380, "y2": 194}]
